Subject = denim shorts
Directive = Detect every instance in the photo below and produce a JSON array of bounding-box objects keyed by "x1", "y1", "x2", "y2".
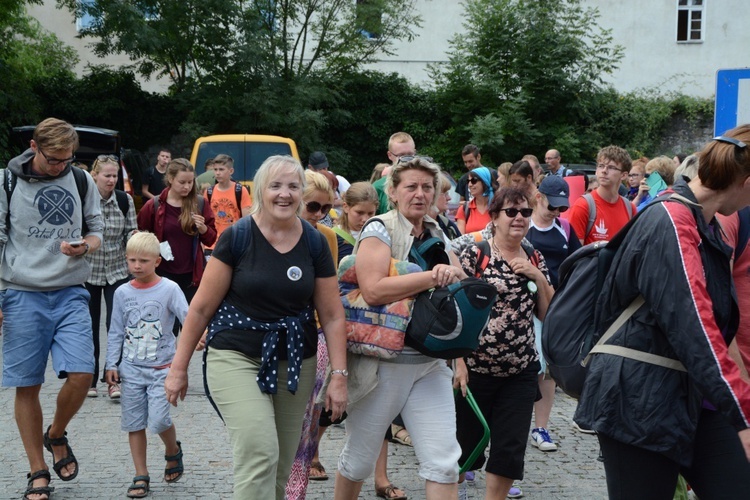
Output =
[
  {"x1": 119, "y1": 361, "x2": 172, "y2": 434},
  {"x1": 2, "y1": 286, "x2": 94, "y2": 387}
]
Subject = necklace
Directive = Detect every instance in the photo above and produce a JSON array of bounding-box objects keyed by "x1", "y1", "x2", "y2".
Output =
[{"x1": 491, "y1": 237, "x2": 520, "y2": 261}]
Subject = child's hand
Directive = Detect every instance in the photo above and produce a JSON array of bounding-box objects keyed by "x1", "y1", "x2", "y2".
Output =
[
  {"x1": 195, "y1": 329, "x2": 208, "y2": 351},
  {"x1": 105, "y1": 369, "x2": 120, "y2": 386}
]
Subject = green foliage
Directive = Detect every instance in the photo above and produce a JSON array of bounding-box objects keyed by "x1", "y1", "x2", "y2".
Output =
[
  {"x1": 431, "y1": 0, "x2": 624, "y2": 163},
  {"x1": 60, "y1": 0, "x2": 421, "y2": 91},
  {"x1": 0, "y1": 0, "x2": 78, "y2": 164}
]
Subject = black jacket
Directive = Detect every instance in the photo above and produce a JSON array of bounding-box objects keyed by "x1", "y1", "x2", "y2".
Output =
[{"x1": 574, "y1": 180, "x2": 750, "y2": 466}]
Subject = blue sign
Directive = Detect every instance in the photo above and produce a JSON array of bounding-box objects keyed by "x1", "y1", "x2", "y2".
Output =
[{"x1": 715, "y1": 68, "x2": 750, "y2": 136}]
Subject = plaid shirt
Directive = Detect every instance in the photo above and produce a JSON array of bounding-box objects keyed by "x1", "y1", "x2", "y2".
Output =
[{"x1": 85, "y1": 191, "x2": 137, "y2": 286}]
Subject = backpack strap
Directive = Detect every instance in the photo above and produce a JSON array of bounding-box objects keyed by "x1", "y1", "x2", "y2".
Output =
[
  {"x1": 735, "y1": 207, "x2": 750, "y2": 260},
  {"x1": 558, "y1": 216, "x2": 572, "y2": 241},
  {"x1": 235, "y1": 182, "x2": 245, "y2": 211},
  {"x1": 584, "y1": 193, "x2": 596, "y2": 238},
  {"x1": 114, "y1": 189, "x2": 129, "y2": 218},
  {"x1": 231, "y1": 216, "x2": 323, "y2": 263},
  {"x1": 3, "y1": 169, "x2": 16, "y2": 230},
  {"x1": 475, "y1": 240, "x2": 491, "y2": 278},
  {"x1": 622, "y1": 196, "x2": 634, "y2": 219},
  {"x1": 206, "y1": 185, "x2": 214, "y2": 204},
  {"x1": 333, "y1": 226, "x2": 356, "y2": 246},
  {"x1": 584, "y1": 295, "x2": 687, "y2": 372}
]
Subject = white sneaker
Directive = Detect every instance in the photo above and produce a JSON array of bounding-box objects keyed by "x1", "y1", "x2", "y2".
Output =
[
  {"x1": 108, "y1": 383, "x2": 121, "y2": 399},
  {"x1": 458, "y1": 480, "x2": 469, "y2": 500},
  {"x1": 87, "y1": 387, "x2": 98, "y2": 398},
  {"x1": 572, "y1": 421, "x2": 596, "y2": 434},
  {"x1": 530, "y1": 427, "x2": 558, "y2": 451}
]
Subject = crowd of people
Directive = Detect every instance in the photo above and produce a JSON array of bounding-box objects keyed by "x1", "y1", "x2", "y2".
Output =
[{"x1": 2, "y1": 118, "x2": 750, "y2": 500}]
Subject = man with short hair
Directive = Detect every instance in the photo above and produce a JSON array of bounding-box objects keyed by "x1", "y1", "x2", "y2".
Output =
[
  {"x1": 374, "y1": 132, "x2": 416, "y2": 214},
  {"x1": 202, "y1": 154, "x2": 252, "y2": 258},
  {"x1": 456, "y1": 144, "x2": 482, "y2": 202},
  {"x1": 544, "y1": 149, "x2": 571, "y2": 177},
  {"x1": 568, "y1": 146, "x2": 635, "y2": 245},
  {"x1": 141, "y1": 148, "x2": 171, "y2": 200},
  {"x1": 1, "y1": 118, "x2": 104, "y2": 498}
]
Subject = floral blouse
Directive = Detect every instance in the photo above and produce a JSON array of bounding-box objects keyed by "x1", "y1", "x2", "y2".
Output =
[{"x1": 459, "y1": 243, "x2": 551, "y2": 377}]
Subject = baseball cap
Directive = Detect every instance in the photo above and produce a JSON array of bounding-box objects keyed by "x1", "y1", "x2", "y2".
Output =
[
  {"x1": 538, "y1": 175, "x2": 570, "y2": 208},
  {"x1": 308, "y1": 151, "x2": 329, "y2": 170}
]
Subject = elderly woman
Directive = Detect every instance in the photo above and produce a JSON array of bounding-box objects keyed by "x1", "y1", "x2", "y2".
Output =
[
  {"x1": 85, "y1": 155, "x2": 137, "y2": 398},
  {"x1": 334, "y1": 157, "x2": 465, "y2": 500},
  {"x1": 456, "y1": 187, "x2": 554, "y2": 500},
  {"x1": 455, "y1": 166, "x2": 495, "y2": 235},
  {"x1": 575, "y1": 125, "x2": 750, "y2": 499},
  {"x1": 164, "y1": 155, "x2": 347, "y2": 499}
]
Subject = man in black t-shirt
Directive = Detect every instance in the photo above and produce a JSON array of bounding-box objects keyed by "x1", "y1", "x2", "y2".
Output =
[{"x1": 142, "y1": 148, "x2": 171, "y2": 200}]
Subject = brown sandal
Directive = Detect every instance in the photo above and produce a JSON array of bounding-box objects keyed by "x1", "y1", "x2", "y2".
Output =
[
  {"x1": 376, "y1": 483, "x2": 407, "y2": 499},
  {"x1": 390, "y1": 424, "x2": 413, "y2": 447},
  {"x1": 308, "y1": 460, "x2": 329, "y2": 481}
]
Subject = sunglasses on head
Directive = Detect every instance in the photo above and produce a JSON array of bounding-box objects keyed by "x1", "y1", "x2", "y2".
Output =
[
  {"x1": 305, "y1": 201, "x2": 333, "y2": 214},
  {"x1": 547, "y1": 204, "x2": 568, "y2": 213},
  {"x1": 397, "y1": 155, "x2": 433, "y2": 164},
  {"x1": 499, "y1": 207, "x2": 533, "y2": 218},
  {"x1": 97, "y1": 154, "x2": 119, "y2": 162}
]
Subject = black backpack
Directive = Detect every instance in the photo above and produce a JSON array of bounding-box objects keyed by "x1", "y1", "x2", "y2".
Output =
[
  {"x1": 206, "y1": 182, "x2": 248, "y2": 214},
  {"x1": 541, "y1": 193, "x2": 690, "y2": 399}
]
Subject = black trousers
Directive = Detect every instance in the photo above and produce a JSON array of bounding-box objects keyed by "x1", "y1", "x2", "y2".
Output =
[
  {"x1": 85, "y1": 278, "x2": 129, "y2": 386},
  {"x1": 598, "y1": 408, "x2": 750, "y2": 500}
]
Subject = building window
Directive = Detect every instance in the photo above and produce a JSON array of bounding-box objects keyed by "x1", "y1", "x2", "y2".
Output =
[
  {"x1": 356, "y1": 0, "x2": 382, "y2": 39},
  {"x1": 76, "y1": 0, "x2": 97, "y2": 32},
  {"x1": 677, "y1": 0, "x2": 704, "y2": 42}
]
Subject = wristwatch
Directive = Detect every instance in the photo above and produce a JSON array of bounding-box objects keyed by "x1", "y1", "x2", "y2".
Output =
[
  {"x1": 81, "y1": 242, "x2": 90, "y2": 256},
  {"x1": 331, "y1": 369, "x2": 349, "y2": 378}
]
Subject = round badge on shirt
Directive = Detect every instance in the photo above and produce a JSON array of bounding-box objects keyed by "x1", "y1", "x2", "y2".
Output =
[{"x1": 287, "y1": 266, "x2": 302, "y2": 281}]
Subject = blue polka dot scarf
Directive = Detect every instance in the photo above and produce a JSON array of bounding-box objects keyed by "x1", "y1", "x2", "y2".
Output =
[{"x1": 206, "y1": 301, "x2": 314, "y2": 395}]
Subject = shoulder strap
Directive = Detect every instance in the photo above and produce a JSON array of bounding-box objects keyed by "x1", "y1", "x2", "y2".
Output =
[
  {"x1": 206, "y1": 185, "x2": 213, "y2": 203},
  {"x1": 475, "y1": 240, "x2": 491, "y2": 278},
  {"x1": 114, "y1": 189, "x2": 129, "y2": 217},
  {"x1": 585, "y1": 295, "x2": 687, "y2": 372},
  {"x1": 584, "y1": 193, "x2": 596, "y2": 238},
  {"x1": 152, "y1": 196, "x2": 160, "y2": 213},
  {"x1": 333, "y1": 226, "x2": 356, "y2": 246},
  {"x1": 522, "y1": 243, "x2": 540, "y2": 267},
  {"x1": 736, "y1": 207, "x2": 750, "y2": 260},
  {"x1": 558, "y1": 216, "x2": 571, "y2": 240},
  {"x1": 621, "y1": 196, "x2": 634, "y2": 219},
  {"x1": 464, "y1": 200, "x2": 471, "y2": 221},
  {"x1": 235, "y1": 182, "x2": 244, "y2": 210},
  {"x1": 3, "y1": 169, "x2": 15, "y2": 230},
  {"x1": 230, "y1": 215, "x2": 253, "y2": 260},
  {"x1": 198, "y1": 195, "x2": 205, "y2": 214},
  {"x1": 301, "y1": 219, "x2": 324, "y2": 259},
  {"x1": 70, "y1": 167, "x2": 89, "y2": 234}
]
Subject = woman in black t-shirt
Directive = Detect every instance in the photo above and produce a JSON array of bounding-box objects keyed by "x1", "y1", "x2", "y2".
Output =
[{"x1": 165, "y1": 155, "x2": 347, "y2": 500}]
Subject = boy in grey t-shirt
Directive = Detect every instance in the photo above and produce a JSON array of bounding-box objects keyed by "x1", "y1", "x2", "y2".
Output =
[{"x1": 106, "y1": 232, "x2": 189, "y2": 497}]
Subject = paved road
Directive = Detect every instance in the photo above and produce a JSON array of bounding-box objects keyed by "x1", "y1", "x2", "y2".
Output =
[{"x1": 1, "y1": 327, "x2": 608, "y2": 499}]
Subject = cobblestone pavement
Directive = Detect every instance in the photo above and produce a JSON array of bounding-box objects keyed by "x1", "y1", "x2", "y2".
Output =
[{"x1": 1, "y1": 327, "x2": 607, "y2": 499}]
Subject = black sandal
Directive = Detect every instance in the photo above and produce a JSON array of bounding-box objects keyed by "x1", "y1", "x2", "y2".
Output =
[
  {"x1": 126, "y1": 475, "x2": 150, "y2": 498},
  {"x1": 43, "y1": 425, "x2": 79, "y2": 482},
  {"x1": 164, "y1": 440, "x2": 184, "y2": 483},
  {"x1": 24, "y1": 470, "x2": 54, "y2": 500}
]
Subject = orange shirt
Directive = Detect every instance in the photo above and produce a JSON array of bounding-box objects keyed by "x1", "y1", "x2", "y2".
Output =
[
  {"x1": 568, "y1": 189, "x2": 634, "y2": 245},
  {"x1": 203, "y1": 182, "x2": 252, "y2": 250}
]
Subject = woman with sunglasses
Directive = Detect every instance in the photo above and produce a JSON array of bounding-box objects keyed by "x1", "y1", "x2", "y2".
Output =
[
  {"x1": 84, "y1": 155, "x2": 138, "y2": 398},
  {"x1": 137, "y1": 159, "x2": 216, "y2": 310},
  {"x1": 525, "y1": 176, "x2": 581, "y2": 453},
  {"x1": 455, "y1": 166, "x2": 495, "y2": 235},
  {"x1": 283, "y1": 170, "x2": 340, "y2": 497},
  {"x1": 455, "y1": 187, "x2": 554, "y2": 500}
]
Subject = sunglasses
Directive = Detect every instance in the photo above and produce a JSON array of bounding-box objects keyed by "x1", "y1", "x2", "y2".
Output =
[
  {"x1": 97, "y1": 154, "x2": 119, "y2": 162},
  {"x1": 547, "y1": 205, "x2": 568, "y2": 213},
  {"x1": 39, "y1": 147, "x2": 75, "y2": 166},
  {"x1": 499, "y1": 207, "x2": 533, "y2": 218},
  {"x1": 397, "y1": 155, "x2": 433, "y2": 164},
  {"x1": 468, "y1": 177, "x2": 482, "y2": 184},
  {"x1": 305, "y1": 201, "x2": 333, "y2": 214}
]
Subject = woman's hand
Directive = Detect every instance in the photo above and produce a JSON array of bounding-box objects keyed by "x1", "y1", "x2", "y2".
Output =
[
  {"x1": 325, "y1": 374, "x2": 348, "y2": 421},
  {"x1": 195, "y1": 329, "x2": 208, "y2": 351},
  {"x1": 739, "y1": 428, "x2": 750, "y2": 461},
  {"x1": 453, "y1": 358, "x2": 469, "y2": 397},
  {"x1": 192, "y1": 213, "x2": 207, "y2": 234},
  {"x1": 164, "y1": 368, "x2": 189, "y2": 407},
  {"x1": 507, "y1": 257, "x2": 543, "y2": 282},
  {"x1": 432, "y1": 263, "x2": 465, "y2": 288}
]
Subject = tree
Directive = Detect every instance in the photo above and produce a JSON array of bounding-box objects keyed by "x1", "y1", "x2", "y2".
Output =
[
  {"x1": 1, "y1": 0, "x2": 78, "y2": 163},
  {"x1": 60, "y1": 0, "x2": 421, "y2": 91},
  {"x1": 430, "y1": 0, "x2": 623, "y2": 163}
]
